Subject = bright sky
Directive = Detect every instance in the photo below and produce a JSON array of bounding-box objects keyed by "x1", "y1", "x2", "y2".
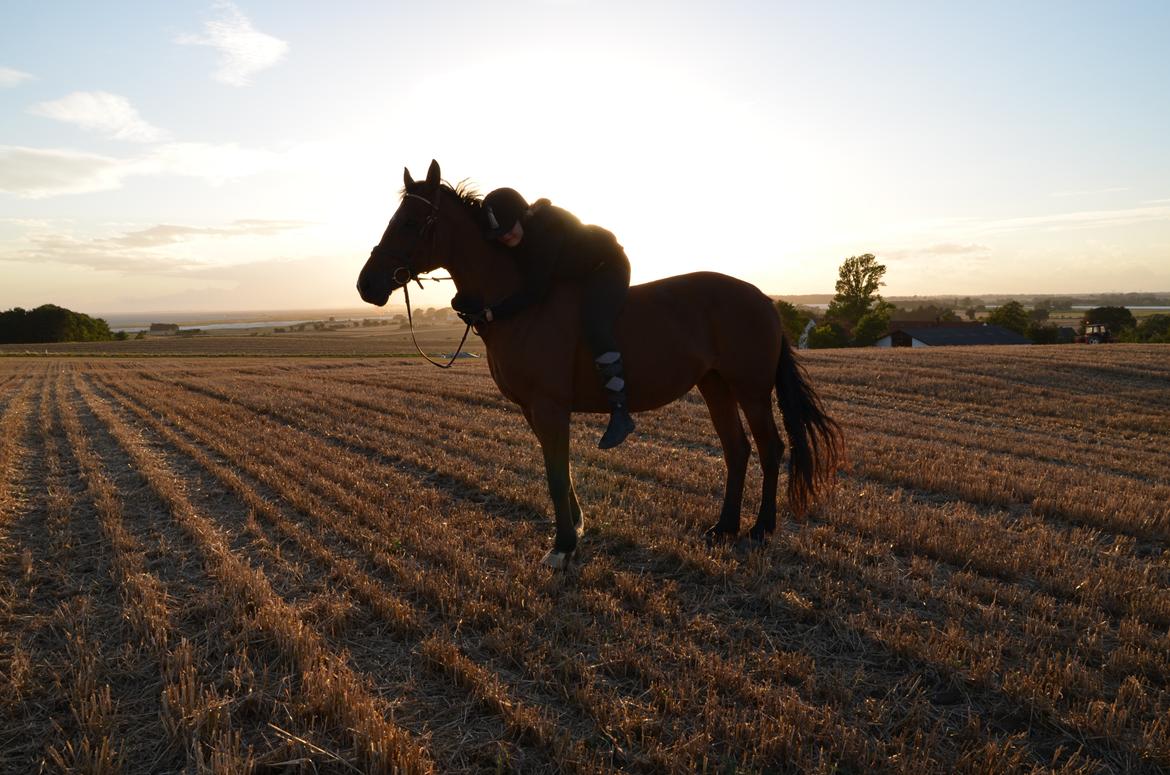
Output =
[{"x1": 2, "y1": 1, "x2": 1169, "y2": 314}]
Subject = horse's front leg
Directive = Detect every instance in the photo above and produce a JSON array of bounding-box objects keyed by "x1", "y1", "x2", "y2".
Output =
[{"x1": 524, "y1": 400, "x2": 578, "y2": 570}]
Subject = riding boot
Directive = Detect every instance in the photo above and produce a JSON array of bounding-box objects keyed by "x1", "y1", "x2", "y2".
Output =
[{"x1": 595, "y1": 352, "x2": 636, "y2": 449}]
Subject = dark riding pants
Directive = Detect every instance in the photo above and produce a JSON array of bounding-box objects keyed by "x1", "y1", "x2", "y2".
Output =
[{"x1": 580, "y1": 254, "x2": 630, "y2": 358}]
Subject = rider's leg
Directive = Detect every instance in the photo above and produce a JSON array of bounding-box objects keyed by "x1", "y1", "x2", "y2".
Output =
[{"x1": 582, "y1": 259, "x2": 635, "y2": 449}]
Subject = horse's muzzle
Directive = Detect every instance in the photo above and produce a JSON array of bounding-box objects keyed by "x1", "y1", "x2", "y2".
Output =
[{"x1": 356, "y1": 269, "x2": 392, "y2": 306}]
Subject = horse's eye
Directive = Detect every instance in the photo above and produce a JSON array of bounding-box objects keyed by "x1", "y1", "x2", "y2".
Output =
[{"x1": 404, "y1": 218, "x2": 419, "y2": 230}]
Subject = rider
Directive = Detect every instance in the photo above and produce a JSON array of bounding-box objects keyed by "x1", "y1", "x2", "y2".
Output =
[{"x1": 465, "y1": 187, "x2": 635, "y2": 449}]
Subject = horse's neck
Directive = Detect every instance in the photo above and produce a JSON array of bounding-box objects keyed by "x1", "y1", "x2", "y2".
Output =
[{"x1": 442, "y1": 225, "x2": 523, "y2": 303}]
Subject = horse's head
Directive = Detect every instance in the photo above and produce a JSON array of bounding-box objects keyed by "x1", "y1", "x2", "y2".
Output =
[{"x1": 356, "y1": 159, "x2": 446, "y2": 307}]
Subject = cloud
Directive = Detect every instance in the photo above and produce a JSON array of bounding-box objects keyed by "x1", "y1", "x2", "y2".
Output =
[
  {"x1": 0, "y1": 67, "x2": 34, "y2": 87},
  {"x1": 4, "y1": 234, "x2": 203, "y2": 274},
  {"x1": 899, "y1": 204, "x2": 1170, "y2": 244},
  {"x1": 134, "y1": 141, "x2": 281, "y2": 183},
  {"x1": 0, "y1": 142, "x2": 297, "y2": 197},
  {"x1": 0, "y1": 219, "x2": 308, "y2": 274},
  {"x1": 883, "y1": 242, "x2": 992, "y2": 261},
  {"x1": 177, "y1": 2, "x2": 288, "y2": 86},
  {"x1": 0, "y1": 146, "x2": 128, "y2": 197},
  {"x1": 967, "y1": 205, "x2": 1170, "y2": 236},
  {"x1": 102, "y1": 220, "x2": 309, "y2": 248},
  {"x1": 1049, "y1": 186, "x2": 1129, "y2": 198},
  {"x1": 29, "y1": 91, "x2": 167, "y2": 142}
]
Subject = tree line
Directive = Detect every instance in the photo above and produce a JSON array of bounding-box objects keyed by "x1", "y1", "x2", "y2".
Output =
[
  {"x1": 775, "y1": 255, "x2": 1170, "y2": 347},
  {"x1": 0, "y1": 305, "x2": 120, "y2": 344}
]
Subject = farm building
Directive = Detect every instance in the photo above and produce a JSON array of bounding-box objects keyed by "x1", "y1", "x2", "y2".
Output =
[
  {"x1": 875, "y1": 322, "x2": 1031, "y2": 347},
  {"x1": 149, "y1": 322, "x2": 180, "y2": 334}
]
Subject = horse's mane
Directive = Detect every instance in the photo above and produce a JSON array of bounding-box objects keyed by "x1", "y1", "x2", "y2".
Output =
[{"x1": 401, "y1": 179, "x2": 482, "y2": 213}]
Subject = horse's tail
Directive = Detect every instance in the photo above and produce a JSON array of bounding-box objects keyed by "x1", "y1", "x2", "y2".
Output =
[{"x1": 775, "y1": 333, "x2": 846, "y2": 516}]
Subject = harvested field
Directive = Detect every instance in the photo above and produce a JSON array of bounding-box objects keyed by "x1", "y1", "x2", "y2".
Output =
[{"x1": 0, "y1": 345, "x2": 1167, "y2": 773}]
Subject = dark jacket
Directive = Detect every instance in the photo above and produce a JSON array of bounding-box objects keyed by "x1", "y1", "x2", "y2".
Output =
[{"x1": 490, "y1": 199, "x2": 628, "y2": 320}]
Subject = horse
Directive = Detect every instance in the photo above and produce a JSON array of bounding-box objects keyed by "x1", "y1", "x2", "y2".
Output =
[{"x1": 357, "y1": 160, "x2": 845, "y2": 569}]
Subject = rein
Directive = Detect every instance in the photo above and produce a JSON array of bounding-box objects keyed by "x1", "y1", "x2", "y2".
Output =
[{"x1": 391, "y1": 191, "x2": 474, "y2": 369}]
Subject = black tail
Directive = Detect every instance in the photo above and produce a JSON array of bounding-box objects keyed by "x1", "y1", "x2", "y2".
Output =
[{"x1": 775, "y1": 334, "x2": 846, "y2": 516}]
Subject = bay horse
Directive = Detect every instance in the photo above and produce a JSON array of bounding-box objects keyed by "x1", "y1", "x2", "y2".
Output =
[{"x1": 357, "y1": 160, "x2": 845, "y2": 569}]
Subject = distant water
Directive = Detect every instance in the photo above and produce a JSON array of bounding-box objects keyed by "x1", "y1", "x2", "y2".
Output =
[{"x1": 113, "y1": 318, "x2": 360, "y2": 333}]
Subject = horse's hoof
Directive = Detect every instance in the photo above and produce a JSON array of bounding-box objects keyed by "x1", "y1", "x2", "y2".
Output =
[
  {"x1": 541, "y1": 548, "x2": 576, "y2": 570},
  {"x1": 704, "y1": 527, "x2": 736, "y2": 547},
  {"x1": 747, "y1": 526, "x2": 772, "y2": 544}
]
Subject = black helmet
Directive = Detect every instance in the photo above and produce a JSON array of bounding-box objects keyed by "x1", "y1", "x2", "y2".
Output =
[{"x1": 483, "y1": 188, "x2": 528, "y2": 238}]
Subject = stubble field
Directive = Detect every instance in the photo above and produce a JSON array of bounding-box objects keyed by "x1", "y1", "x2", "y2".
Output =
[{"x1": 0, "y1": 344, "x2": 1167, "y2": 773}]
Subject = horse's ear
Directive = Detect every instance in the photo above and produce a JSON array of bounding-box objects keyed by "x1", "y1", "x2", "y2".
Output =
[
  {"x1": 425, "y1": 159, "x2": 440, "y2": 188},
  {"x1": 404, "y1": 167, "x2": 414, "y2": 188}
]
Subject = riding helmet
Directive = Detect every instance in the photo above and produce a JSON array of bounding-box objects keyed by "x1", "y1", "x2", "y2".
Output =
[{"x1": 483, "y1": 188, "x2": 528, "y2": 238}]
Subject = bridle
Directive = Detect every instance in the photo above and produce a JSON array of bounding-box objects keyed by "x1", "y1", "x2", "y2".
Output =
[
  {"x1": 381, "y1": 191, "x2": 439, "y2": 291},
  {"x1": 374, "y1": 189, "x2": 473, "y2": 369}
]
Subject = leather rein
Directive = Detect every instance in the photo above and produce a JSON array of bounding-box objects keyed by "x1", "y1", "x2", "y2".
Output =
[{"x1": 382, "y1": 191, "x2": 473, "y2": 369}]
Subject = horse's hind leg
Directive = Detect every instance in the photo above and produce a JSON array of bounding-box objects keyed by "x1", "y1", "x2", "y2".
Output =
[
  {"x1": 741, "y1": 395, "x2": 784, "y2": 541},
  {"x1": 698, "y1": 372, "x2": 750, "y2": 539}
]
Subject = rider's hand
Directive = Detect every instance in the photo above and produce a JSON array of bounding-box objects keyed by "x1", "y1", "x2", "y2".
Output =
[{"x1": 451, "y1": 292, "x2": 491, "y2": 325}]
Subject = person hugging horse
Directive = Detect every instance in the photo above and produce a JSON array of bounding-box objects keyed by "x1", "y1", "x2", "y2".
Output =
[{"x1": 454, "y1": 187, "x2": 636, "y2": 450}]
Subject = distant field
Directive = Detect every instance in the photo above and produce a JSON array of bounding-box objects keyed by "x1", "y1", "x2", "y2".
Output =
[
  {"x1": 0, "y1": 345, "x2": 1167, "y2": 772},
  {"x1": 0, "y1": 322, "x2": 484, "y2": 358}
]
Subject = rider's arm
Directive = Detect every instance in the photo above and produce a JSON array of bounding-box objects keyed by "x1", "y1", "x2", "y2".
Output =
[{"x1": 487, "y1": 228, "x2": 563, "y2": 321}]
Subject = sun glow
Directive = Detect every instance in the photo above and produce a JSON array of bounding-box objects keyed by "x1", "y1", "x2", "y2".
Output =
[{"x1": 332, "y1": 50, "x2": 841, "y2": 296}]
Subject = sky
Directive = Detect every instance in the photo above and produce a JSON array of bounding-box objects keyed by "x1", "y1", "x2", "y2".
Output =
[{"x1": 2, "y1": 0, "x2": 1169, "y2": 315}]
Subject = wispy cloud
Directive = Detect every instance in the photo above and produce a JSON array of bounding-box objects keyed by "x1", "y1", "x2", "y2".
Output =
[
  {"x1": 102, "y1": 220, "x2": 309, "y2": 248},
  {"x1": 0, "y1": 67, "x2": 34, "y2": 87},
  {"x1": 883, "y1": 242, "x2": 992, "y2": 262},
  {"x1": 1, "y1": 219, "x2": 308, "y2": 274},
  {"x1": 133, "y1": 141, "x2": 281, "y2": 183},
  {"x1": 177, "y1": 2, "x2": 288, "y2": 86},
  {"x1": 0, "y1": 146, "x2": 128, "y2": 197},
  {"x1": 897, "y1": 204, "x2": 1170, "y2": 244},
  {"x1": 965, "y1": 205, "x2": 1170, "y2": 236},
  {"x1": 0, "y1": 142, "x2": 296, "y2": 198},
  {"x1": 29, "y1": 91, "x2": 167, "y2": 142},
  {"x1": 3, "y1": 234, "x2": 204, "y2": 274},
  {"x1": 1050, "y1": 186, "x2": 1129, "y2": 198}
]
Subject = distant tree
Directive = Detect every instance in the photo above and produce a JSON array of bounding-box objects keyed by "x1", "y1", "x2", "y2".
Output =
[
  {"x1": 1121, "y1": 313, "x2": 1170, "y2": 343},
  {"x1": 0, "y1": 304, "x2": 114, "y2": 344},
  {"x1": 986, "y1": 301, "x2": 1030, "y2": 335},
  {"x1": 775, "y1": 300, "x2": 812, "y2": 343},
  {"x1": 895, "y1": 304, "x2": 959, "y2": 322},
  {"x1": 1084, "y1": 306, "x2": 1136, "y2": 334},
  {"x1": 1027, "y1": 322, "x2": 1059, "y2": 344},
  {"x1": 853, "y1": 301, "x2": 895, "y2": 346},
  {"x1": 826, "y1": 253, "x2": 887, "y2": 330},
  {"x1": 1028, "y1": 306, "x2": 1050, "y2": 324},
  {"x1": 807, "y1": 321, "x2": 849, "y2": 349}
]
